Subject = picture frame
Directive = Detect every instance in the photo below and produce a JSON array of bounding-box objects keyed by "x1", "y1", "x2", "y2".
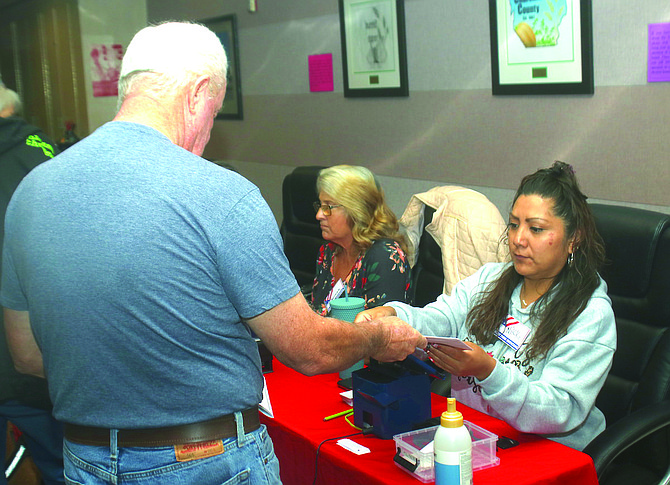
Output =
[
  {"x1": 338, "y1": 0, "x2": 409, "y2": 97},
  {"x1": 488, "y1": 0, "x2": 593, "y2": 95},
  {"x1": 200, "y1": 14, "x2": 243, "y2": 119}
]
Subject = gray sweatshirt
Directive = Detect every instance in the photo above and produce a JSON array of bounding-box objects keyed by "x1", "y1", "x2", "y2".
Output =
[{"x1": 389, "y1": 262, "x2": 616, "y2": 450}]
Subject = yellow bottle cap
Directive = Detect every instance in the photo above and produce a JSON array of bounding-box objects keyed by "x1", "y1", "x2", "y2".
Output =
[{"x1": 440, "y1": 397, "x2": 464, "y2": 428}]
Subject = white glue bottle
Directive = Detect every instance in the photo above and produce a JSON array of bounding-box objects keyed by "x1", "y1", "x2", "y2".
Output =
[{"x1": 434, "y1": 398, "x2": 473, "y2": 485}]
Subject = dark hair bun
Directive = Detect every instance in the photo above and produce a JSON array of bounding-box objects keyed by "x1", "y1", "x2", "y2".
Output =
[{"x1": 551, "y1": 160, "x2": 575, "y2": 176}]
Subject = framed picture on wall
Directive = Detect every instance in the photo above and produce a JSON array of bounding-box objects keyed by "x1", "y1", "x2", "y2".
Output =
[
  {"x1": 200, "y1": 14, "x2": 243, "y2": 119},
  {"x1": 338, "y1": 0, "x2": 409, "y2": 97},
  {"x1": 488, "y1": 0, "x2": 593, "y2": 95}
]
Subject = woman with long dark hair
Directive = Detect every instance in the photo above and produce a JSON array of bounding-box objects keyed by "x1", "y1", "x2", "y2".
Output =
[{"x1": 356, "y1": 161, "x2": 615, "y2": 450}]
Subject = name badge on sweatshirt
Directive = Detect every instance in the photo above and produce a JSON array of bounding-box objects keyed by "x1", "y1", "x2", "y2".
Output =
[{"x1": 496, "y1": 315, "x2": 531, "y2": 351}]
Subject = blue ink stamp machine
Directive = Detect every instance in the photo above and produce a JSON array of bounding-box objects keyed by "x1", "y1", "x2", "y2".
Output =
[{"x1": 351, "y1": 356, "x2": 438, "y2": 440}]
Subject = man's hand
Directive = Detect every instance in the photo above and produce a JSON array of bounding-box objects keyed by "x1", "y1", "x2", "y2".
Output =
[
  {"x1": 427, "y1": 341, "x2": 496, "y2": 380},
  {"x1": 353, "y1": 305, "x2": 396, "y2": 323},
  {"x1": 248, "y1": 294, "x2": 425, "y2": 375},
  {"x1": 366, "y1": 315, "x2": 427, "y2": 362}
]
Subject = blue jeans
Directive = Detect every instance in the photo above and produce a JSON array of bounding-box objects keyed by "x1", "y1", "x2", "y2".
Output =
[
  {"x1": 62, "y1": 411, "x2": 282, "y2": 484},
  {"x1": 0, "y1": 399, "x2": 65, "y2": 485}
]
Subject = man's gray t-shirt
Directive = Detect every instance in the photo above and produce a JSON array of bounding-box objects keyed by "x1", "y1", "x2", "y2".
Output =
[{"x1": 1, "y1": 121, "x2": 299, "y2": 428}]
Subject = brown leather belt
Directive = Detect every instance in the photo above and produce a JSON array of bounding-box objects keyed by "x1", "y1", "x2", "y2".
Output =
[{"x1": 64, "y1": 406, "x2": 260, "y2": 447}]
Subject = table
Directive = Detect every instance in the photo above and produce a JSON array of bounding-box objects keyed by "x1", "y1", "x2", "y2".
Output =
[{"x1": 260, "y1": 361, "x2": 599, "y2": 485}]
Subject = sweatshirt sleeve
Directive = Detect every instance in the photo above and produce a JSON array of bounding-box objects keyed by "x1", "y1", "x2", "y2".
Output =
[
  {"x1": 477, "y1": 291, "x2": 616, "y2": 436},
  {"x1": 388, "y1": 263, "x2": 504, "y2": 338}
]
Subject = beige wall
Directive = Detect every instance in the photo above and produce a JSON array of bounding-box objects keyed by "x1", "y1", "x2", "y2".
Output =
[
  {"x1": 145, "y1": 0, "x2": 670, "y2": 221},
  {"x1": 5, "y1": 1, "x2": 669, "y2": 220},
  {"x1": 204, "y1": 87, "x2": 670, "y2": 209},
  {"x1": 223, "y1": 158, "x2": 670, "y2": 229}
]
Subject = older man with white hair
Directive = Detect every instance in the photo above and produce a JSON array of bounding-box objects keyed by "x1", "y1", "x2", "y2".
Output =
[{"x1": 1, "y1": 22, "x2": 425, "y2": 484}]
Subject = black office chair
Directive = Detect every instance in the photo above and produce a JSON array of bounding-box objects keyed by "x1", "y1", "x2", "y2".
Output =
[
  {"x1": 410, "y1": 206, "x2": 445, "y2": 307},
  {"x1": 583, "y1": 204, "x2": 670, "y2": 485},
  {"x1": 406, "y1": 205, "x2": 450, "y2": 395},
  {"x1": 279, "y1": 166, "x2": 326, "y2": 288}
]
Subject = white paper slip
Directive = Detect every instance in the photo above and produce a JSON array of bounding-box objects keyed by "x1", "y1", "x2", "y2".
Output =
[
  {"x1": 340, "y1": 390, "x2": 353, "y2": 406},
  {"x1": 337, "y1": 439, "x2": 370, "y2": 455},
  {"x1": 259, "y1": 376, "x2": 274, "y2": 418},
  {"x1": 426, "y1": 336, "x2": 472, "y2": 350}
]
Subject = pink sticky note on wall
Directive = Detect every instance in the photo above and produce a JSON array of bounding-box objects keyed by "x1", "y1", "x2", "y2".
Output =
[
  {"x1": 648, "y1": 23, "x2": 670, "y2": 83},
  {"x1": 309, "y1": 54, "x2": 334, "y2": 92}
]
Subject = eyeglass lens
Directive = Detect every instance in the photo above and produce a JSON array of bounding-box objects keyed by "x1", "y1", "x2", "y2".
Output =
[{"x1": 313, "y1": 202, "x2": 332, "y2": 216}]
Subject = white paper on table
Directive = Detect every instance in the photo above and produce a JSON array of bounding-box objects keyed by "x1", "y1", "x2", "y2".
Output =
[
  {"x1": 340, "y1": 390, "x2": 353, "y2": 406},
  {"x1": 259, "y1": 376, "x2": 274, "y2": 418},
  {"x1": 337, "y1": 438, "x2": 370, "y2": 455}
]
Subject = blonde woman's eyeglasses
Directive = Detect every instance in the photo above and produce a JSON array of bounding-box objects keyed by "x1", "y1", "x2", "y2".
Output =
[{"x1": 313, "y1": 202, "x2": 342, "y2": 216}]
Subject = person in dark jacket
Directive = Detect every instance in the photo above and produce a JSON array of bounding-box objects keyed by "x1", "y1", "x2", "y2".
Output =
[{"x1": 0, "y1": 85, "x2": 65, "y2": 485}]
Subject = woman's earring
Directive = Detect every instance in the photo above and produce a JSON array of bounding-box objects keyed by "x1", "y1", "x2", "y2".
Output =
[{"x1": 567, "y1": 252, "x2": 575, "y2": 267}]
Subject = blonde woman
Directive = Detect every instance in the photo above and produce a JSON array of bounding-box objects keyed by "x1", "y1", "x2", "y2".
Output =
[{"x1": 312, "y1": 165, "x2": 410, "y2": 315}]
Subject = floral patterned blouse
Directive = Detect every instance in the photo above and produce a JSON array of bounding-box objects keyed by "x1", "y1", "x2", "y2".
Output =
[{"x1": 311, "y1": 238, "x2": 411, "y2": 316}]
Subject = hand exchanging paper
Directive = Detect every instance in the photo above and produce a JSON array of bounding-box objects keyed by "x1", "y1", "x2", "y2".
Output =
[
  {"x1": 354, "y1": 305, "x2": 495, "y2": 379},
  {"x1": 426, "y1": 341, "x2": 496, "y2": 381}
]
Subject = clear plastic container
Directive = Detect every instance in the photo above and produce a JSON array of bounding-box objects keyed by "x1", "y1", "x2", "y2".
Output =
[{"x1": 393, "y1": 421, "x2": 500, "y2": 483}]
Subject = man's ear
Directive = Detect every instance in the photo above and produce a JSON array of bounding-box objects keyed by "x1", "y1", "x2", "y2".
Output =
[{"x1": 187, "y1": 75, "x2": 211, "y2": 114}]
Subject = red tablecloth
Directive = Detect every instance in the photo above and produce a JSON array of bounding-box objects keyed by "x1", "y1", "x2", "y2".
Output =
[{"x1": 260, "y1": 361, "x2": 599, "y2": 485}]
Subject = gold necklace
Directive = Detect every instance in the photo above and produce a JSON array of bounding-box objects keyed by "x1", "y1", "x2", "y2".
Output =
[
  {"x1": 521, "y1": 281, "x2": 547, "y2": 307},
  {"x1": 521, "y1": 282, "x2": 529, "y2": 307}
]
